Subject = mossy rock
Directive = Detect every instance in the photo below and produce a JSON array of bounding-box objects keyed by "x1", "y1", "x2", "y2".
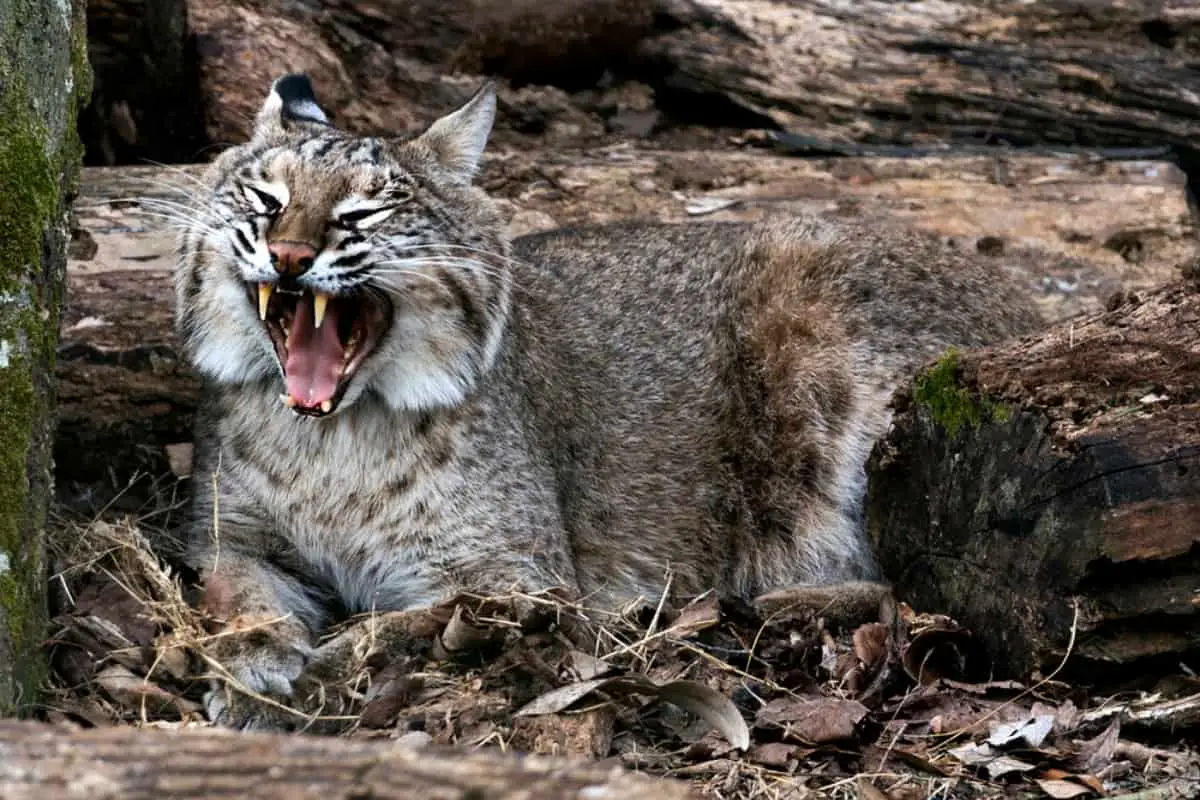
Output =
[{"x1": 0, "y1": 0, "x2": 92, "y2": 715}]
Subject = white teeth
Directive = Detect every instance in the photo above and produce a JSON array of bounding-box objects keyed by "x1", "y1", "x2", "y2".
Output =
[
  {"x1": 258, "y1": 283, "x2": 273, "y2": 321},
  {"x1": 312, "y1": 292, "x2": 329, "y2": 329},
  {"x1": 320, "y1": 400, "x2": 333, "y2": 413},
  {"x1": 280, "y1": 394, "x2": 297, "y2": 408}
]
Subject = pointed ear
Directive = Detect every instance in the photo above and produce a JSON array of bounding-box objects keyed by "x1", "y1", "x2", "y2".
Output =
[
  {"x1": 252, "y1": 73, "x2": 331, "y2": 139},
  {"x1": 416, "y1": 82, "x2": 496, "y2": 184}
]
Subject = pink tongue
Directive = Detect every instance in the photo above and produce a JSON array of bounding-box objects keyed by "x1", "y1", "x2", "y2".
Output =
[{"x1": 284, "y1": 297, "x2": 344, "y2": 408}]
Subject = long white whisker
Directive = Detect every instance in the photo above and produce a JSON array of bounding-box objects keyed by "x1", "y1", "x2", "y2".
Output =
[
  {"x1": 385, "y1": 242, "x2": 523, "y2": 268},
  {"x1": 134, "y1": 197, "x2": 232, "y2": 224},
  {"x1": 374, "y1": 255, "x2": 512, "y2": 282},
  {"x1": 135, "y1": 162, "x2": 211, "y2": 194},
  {"x1": 371, "y1": 258, "x2": 513, "y2": 284},
  {"x1": 133, "y1": 209, "x2": 224, "y2": 239},
  {"x1": 365, "y1": 268, "x2": 448, "y2": 288}
]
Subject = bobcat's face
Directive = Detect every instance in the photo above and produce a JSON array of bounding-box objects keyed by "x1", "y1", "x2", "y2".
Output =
[{"x1": 175, "y1": 75, "x2": 511, "y2": 417}]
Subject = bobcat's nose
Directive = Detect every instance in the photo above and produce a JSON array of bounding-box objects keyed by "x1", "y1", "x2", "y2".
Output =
[{"x1": 268, "y1": 240, "x2": 317, "y2": 277}]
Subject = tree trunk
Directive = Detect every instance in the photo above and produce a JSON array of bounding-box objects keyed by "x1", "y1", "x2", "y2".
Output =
[
  {"x1": 0, "y1": 720, "x2": 695, "y2": 799},
  {"x1": 0, "y1": 0, "x2": 91, "y2": 714},
  {"x1": 867, "y1": 279, "x2": 1200, "y2": 685},
  {"x1": 57, "y1": 148, "x2": 1194, "y2": 513}
]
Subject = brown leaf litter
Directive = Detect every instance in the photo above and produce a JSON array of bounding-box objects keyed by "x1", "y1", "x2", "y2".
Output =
[{"x1": 41, "y1": 515, "x2": 1200, "y2": 799}]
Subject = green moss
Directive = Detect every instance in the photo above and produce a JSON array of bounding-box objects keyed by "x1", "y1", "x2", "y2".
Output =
[
  {"x1": 912, "y1": 349, "x2": 1010, "y2": 437},
  {"x1": 0, "y1": 0, "x2": 90, "y2": 714}
]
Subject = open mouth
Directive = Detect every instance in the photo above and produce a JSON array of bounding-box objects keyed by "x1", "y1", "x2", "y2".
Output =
[{"x1": 248, "y1": 282, "x2": 391, "y2": 417}]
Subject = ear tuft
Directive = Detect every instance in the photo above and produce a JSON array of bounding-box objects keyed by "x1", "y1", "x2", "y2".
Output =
[
  {"x1": 416, "y1": 82, "x2": 496, "y2": 184},
  {"x1": 252, "y1": 73, "x2": 330, "y2": 139}
]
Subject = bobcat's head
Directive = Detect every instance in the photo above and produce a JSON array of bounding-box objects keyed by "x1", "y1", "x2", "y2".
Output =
[{"x1": 175, "y1": 74, "x2": 511, "y2": 417}]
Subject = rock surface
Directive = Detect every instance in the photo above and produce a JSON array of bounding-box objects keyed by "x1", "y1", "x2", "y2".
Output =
[{"x1": 0, "y1": 0, "x2": 91, "y2": 713}]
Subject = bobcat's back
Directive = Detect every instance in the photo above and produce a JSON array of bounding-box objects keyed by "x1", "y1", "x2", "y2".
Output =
[{"x1": 494, "y1": 217, "x2": 1038, "y2": 598}]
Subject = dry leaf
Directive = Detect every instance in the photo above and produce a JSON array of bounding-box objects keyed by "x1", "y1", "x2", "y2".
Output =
[
  {"x1": 516, "y1": 674, "x2": 750, "y2": 749},
  {"x1": 747, "y1": 742, "x2": 800, "y2": 767},
  {"x1": 855, "y1": 778, "x2": 890, "y2": 800},
  {"x1": 665, "y1": 594, "x2": 720, "y2": 637},
  {"x1": 950, "y1": 742, "x2": 1037, "y2": 778},
  {"x1": 164, "y1": 442, "x2": 194, "y2": 478},
  {"x1": 566, "y1": 649, "x2": 612, "y2": 681},
  {"x1": 95, "y1": 664, "x2": 200, "y2": 719},
  {"x1": 902, "y1": 622, "x2": 988, "y2": 685},
  {"x1": 1035, "y1": 778, "x2": 1093, "y2": 798},
  {"x1": 1072, "y1": 717, "x2": 1120, "y2": 774},
  {"x1": 852, "y1": 622, "x2": 889, "y2": 669},
  {"x1": 755, "y1": 696, "x2": 869, "y2": 744},
  {"x1": 989, "y1": 713, "x2": 1055, "y2": 748},
  {"x1": 439, "y1": 604, "x2": 497, "y2": 652}
]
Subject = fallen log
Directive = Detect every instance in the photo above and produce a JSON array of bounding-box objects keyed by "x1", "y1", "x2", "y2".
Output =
[
  {"x1": 81, "y1": 0, "x2": 205, "y2": 165},
  {"x1": 58, "y1": 148, "x2": 1193, "y2": 512},
  {"x1": 867, "y1": 279, "x2": 1200, "y2": 685},
  {"x1": 643, "y1": 1, "x2": 1200, "y2": 162},
  {"x1": 0, "y1": 720, "x2": 695, "y2": 800}
]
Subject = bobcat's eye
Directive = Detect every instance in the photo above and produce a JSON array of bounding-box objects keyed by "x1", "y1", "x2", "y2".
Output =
[
  {"x1": 241, "y1": 185, "x2": 282, "y2": 216},
  {"x1": 335, "y1": 205, "x2": 398, "y2": 229}
]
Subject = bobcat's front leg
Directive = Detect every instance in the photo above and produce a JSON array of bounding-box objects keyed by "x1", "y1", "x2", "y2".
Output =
[{"x1": 193, "y1": 548, "x2": 326, "y2": 731}]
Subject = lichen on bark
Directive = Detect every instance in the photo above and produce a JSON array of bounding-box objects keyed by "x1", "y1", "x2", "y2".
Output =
[{"x1": 0, "y1": 0, "x2": 91, "y2": 715}]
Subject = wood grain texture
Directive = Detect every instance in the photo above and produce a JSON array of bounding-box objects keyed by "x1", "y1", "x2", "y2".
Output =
[
  {"x1": 868, "y1": 280, "x2": 1200, "y2": 683},
  {"x1": 643, "y1": 1, "x2": 1200, "y2": 156},
  {"x1": 0, "y1": 720, "x2": 695, "y2": 799}
]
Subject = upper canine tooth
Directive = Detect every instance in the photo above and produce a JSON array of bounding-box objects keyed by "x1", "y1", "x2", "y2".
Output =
[
  {"x1": 312, "y1": 292, "x2": 329, "y2": 329},
  {"x1": 257, "y1": 283, "x2": 273, "y2": 320}
]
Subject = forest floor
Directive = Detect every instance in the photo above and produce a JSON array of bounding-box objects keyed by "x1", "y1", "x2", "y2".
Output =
[{"x1": 40, "y1": 513, "x2": 1200, "y2": 799}]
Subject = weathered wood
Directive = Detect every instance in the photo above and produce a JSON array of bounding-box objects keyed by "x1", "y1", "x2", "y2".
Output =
[
  {"x1": 79, "y1": 0, "x2": 205, "y2": 165},
  {"x1": 0, "y1": 0, "x2": 91, "y2": 714},
  {"x1": 642, "y1": 1, "x2": 1200, "y2": 161},
  {"x1": 867, "y1": 280, "x2": 1200, "y2": 684},
  {"x1": 186, "y1": 0, "x2": 652, "y2": 148},
  {"x1": 0, "y1": 720, "x2": 695, "y2": 799},
  {"x1": 56, "y1": 150, "x2": 1193, "y2": 512}
]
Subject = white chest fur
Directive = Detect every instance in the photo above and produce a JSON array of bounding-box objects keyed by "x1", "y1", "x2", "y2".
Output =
[{"x1": 219, "y1": 393, "x2": 460, "y2": 612}]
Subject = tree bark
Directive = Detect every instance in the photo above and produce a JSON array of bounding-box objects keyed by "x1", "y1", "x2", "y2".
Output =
[
  {"x1": 79, "y1": 0, "x2": 205, "y2": 166},
  {"x1": 57, "y1": 149, "x2": 1194, "y2": 513},
  {"x1": 641, "y1": 1, "x2": 1200, "y2": 161},
  {"x1": 0, "y1": 0, "x2": 91, "y2": 714},
  {"x1": 867, "y1": 279, "x2": 1200, "y2": 684},
  {"x1": 0, "y1": 720, "x2": 695, "y2": 799}
]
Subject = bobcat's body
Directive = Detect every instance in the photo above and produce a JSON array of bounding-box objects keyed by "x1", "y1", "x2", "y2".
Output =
[{"x1": 175, "y1": 75, "x2": 1040, "y2": 729}]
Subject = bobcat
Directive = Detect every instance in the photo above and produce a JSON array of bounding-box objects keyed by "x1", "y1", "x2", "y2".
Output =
[{"x1": 175, "y1": 74, "x2": 1040, "y2": 729}]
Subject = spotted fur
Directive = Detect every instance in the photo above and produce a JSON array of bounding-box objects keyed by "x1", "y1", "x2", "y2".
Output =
[{"x1": 174, "y1": 74, "x2": 1041, "y2": 730}]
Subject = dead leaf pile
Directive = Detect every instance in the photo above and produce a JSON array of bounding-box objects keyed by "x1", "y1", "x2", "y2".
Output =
[{"x1": 42, "y1": 516, "x2": 1200, "y2": 799}]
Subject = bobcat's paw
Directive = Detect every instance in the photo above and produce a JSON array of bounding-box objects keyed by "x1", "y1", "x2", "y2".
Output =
[
  {"x1": 202, "y1": 618, "x2": 312, "y2": 730},
  {"x1": 203, "y1": 686, "x2": 302, "y2": 732}
]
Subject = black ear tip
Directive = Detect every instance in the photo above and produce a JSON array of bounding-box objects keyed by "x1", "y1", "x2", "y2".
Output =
[{"x1": 273, "y1": 73, "x2": 318, "y2": 104}]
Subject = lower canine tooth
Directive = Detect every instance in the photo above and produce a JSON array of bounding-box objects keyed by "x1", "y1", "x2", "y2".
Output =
[
  {"x1": 258, "y1": 283, "x2": 273, "y2": 320},
  {"x1": 280, "y1": 394, "x2": 296, "y2": 408},
  {"x1": 320, "y1": 400, "x2": 333, "y2": 413}
]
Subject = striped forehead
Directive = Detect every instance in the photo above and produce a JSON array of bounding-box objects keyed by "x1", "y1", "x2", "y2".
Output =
[{"x1": 254, "y1": 137, "x2": 394, "y2": 199}]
